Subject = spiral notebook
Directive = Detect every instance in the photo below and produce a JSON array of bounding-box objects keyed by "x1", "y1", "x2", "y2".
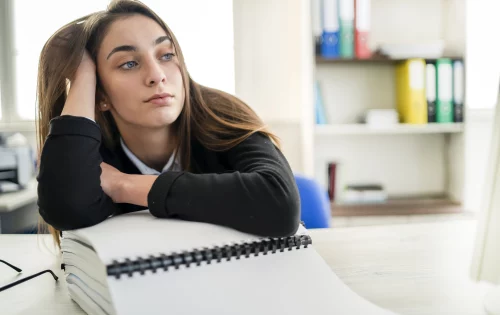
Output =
[{"x1": 60, "y1": 210, "x2": 395, "y2": 315}]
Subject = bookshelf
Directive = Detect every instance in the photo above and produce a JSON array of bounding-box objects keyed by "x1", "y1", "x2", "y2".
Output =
[
  {"x1": 331, "y1": 197, "x2": 462, "y2": 217},
  {"x1": 232, "y1": 0, "x2": 467, "y2": 217},
  {"x1": 311, "y1": 0, "x2": 466, "y2": 216}
]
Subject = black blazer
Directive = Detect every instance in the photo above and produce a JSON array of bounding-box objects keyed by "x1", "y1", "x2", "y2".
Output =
[{"x1": 37, "y1": 115, "x2": 300, "y2": 237}]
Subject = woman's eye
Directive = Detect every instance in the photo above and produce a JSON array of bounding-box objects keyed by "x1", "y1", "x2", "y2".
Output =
[
  {"x1": 161, "y1": 53, "x2": 175, "y2": 61},
  {"x1": 120, "y1": 61, "x2": 138, "y2": 70}
]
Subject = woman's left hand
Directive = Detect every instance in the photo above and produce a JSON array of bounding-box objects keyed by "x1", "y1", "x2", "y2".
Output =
[{"x1": 100, "y1": 162, "x2": 127, "y2": 203}]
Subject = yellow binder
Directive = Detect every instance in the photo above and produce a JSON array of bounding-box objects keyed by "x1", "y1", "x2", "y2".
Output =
[{"x1": 395, "y1": 59, "x2": 427, "y2": 124}]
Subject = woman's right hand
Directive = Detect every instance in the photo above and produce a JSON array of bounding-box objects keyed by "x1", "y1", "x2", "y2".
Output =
[
  {"x1": 74, "y1": 50, "x2": 96, "y2": 81},
  {"x1": 61, "y1": 50, "x2": 98, "y2": 120}
]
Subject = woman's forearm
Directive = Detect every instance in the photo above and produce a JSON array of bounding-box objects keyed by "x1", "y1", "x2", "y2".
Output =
[
  {"x1": 61, "y1": 50, "x2": 96, "y2": 120},
  {"x1": 37, "y1": 117, "x2": 116, "y2": 231},
  {"x1": 61, "y1": 71, "x2": 96, "y2": 120},
  {"x1": 119, "y1": 174, "x2": 158, "y2": 207}
]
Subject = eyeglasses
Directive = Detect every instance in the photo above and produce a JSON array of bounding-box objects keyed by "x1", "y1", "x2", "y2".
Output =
[{"x1": 0, "y1": 259, "x2": 58, "y2": 292}]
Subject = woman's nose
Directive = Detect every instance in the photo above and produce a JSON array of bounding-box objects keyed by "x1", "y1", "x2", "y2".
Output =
[{"x1": 144, "y1": 58, "x2": 166, "y2": 86}]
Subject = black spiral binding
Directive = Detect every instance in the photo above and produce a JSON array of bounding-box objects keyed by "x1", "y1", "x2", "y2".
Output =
[{"x1": 106, "y1": 234, "x2": 312, "y2": 279}]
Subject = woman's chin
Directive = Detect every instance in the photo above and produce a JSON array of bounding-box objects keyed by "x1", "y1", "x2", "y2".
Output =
[{"x1": 144, "y1": 109, "x2": 181, "y2": 128}]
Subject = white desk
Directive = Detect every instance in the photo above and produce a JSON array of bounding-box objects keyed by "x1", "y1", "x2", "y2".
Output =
[
  {"x1": 0, "y1": 179, "x2": 38, "y2": 213},
  {"x1": 0, "y1": 179, "x2": 38, "y2": 233},
  {"x1": 0, "y1": 219, "x2": 494, "y2": 315}
]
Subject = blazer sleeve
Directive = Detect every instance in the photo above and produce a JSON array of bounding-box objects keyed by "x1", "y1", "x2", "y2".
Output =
[
  {"x1": 37, "y1": 115, "x2": 116, "y2": 231},
  {"x1": 147, "y1": 132, "x2": 301, "y2": 238}
]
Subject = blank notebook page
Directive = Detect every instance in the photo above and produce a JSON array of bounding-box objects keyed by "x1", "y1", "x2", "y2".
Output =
[{"x1": 69, "y1": 210, "x2": 396, "y2": 315}]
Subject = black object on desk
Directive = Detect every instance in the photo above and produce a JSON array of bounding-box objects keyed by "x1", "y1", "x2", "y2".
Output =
[{"x1": 0, "y1": 259, "x2": 58, "y2": 292}]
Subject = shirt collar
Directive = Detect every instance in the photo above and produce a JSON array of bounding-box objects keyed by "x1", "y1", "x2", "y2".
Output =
[{"x1": 120, "y1": 138, "x2": 181, "y2": 175}]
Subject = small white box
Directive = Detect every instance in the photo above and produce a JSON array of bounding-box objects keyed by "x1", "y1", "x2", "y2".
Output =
[{"x1": 363, "y1": 109, "x2": 399, "y2": 126}]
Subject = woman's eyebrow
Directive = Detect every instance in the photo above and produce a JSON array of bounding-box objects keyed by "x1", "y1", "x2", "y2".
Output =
[
  {"x1": 154, "y1": 35, "x2": 171, "y2": 46},
  {"x1": 107, "y1": 45, "x2": 136, "y2": 60},
  {"x1": 106, "y1": 36, "x2": 172, "y2": 60}
]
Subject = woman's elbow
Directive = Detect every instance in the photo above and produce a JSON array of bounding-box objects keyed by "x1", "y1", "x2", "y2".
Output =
[
  {"x1": 278, "y1": 194, "x2": 301, "y2": 237},
  {"x1": 39, "y1": 204, "x2": 96, "y2": 231},
  {"x1": 38, "y1": 196, "x2": 112, "y2": 231},
  {"x1": 258, "y1": 194, "x2": 300, "y2": 238}
]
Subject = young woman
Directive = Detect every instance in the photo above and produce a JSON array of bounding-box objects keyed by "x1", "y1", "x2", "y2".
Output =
[{"x1": 36, "y1": 0, "x2": 300, "y2": 245}]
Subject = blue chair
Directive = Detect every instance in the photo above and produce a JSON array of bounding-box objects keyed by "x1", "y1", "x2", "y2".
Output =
[{"x1": 294, "y1": 174, "x2": 331, "y2": 228}]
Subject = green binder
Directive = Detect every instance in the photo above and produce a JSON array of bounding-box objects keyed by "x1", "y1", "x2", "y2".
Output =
[
  {"x1": 435, "y1": 58, "x2": 454, "y2": 123},
  {"x1": 339, "y1": 0, "x2": 354, "y2": 58}
]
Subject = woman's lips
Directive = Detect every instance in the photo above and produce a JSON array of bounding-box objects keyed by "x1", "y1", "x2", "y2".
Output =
[{"x1": 148, "y1": 95, "x2": 173, "y2": 106}]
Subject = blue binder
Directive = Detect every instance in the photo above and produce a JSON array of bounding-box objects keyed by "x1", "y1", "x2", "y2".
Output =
[
  {"x1": 321, "y1": 0, "x2": 340, "y2": 58},
  {"x1": 315, "y1": 82, "x2": 328, "y2": 124}
]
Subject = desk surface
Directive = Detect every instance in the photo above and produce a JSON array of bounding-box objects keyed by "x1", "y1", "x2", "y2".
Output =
[
  {"x1": 0, "y1": 219, "x2": 494, "y2": 315},
  {"x1": 0, "y1": 179, "x2": 37, "y2": 212}
]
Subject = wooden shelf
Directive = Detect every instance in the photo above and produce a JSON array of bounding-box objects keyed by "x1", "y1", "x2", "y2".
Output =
[
  {"x1": 315, "y1": 123, "x2": 464, "y2": 136},
  {"x1": 315, "y1": 55, "x2": 464, "y2": 65},
  {"x1": 331, "y1": 197, "x2": 463, "y2": 217}
]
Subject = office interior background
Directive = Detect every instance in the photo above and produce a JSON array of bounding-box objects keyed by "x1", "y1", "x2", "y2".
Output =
[
  {"x1": 1, "y1": 0, "x2": 500, "y2": 314},
  {"x1": 1, "y1": 0, "x2": 498, "y2": 227}
]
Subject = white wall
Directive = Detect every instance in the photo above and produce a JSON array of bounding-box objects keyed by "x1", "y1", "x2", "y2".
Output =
[
  {"x1": 462, "y1": 110, "x2": 494, "y2": 212},
  {"x1": 461, "y1": 0, "x2": 500, "y2": 212},
  {"x1": 370, "y1": 0, "x2": 444, "y2": 48},
  {"x1": 145, "y1": 0, "x2": 235, "y2": 94},
  {"x1": 315, "y1": 63, "x2": 395, "y2": 124},
  {"x1": 442, "y1": 0, "x2": 467, "y2": 56},
  {"x1": 233, "y1": 0, "x2": 302, "y2": 123},
  {"x1": 465, "y1": 0, "x2": 500, "y2": 110},
  {"x1": 446, "y1": 131, "x2": 464, "y2": 202},
  {"x1": 233, "y1": 0, "x2": 314, "y2": 174},
  {"x1": 370, "y1": 0, "x2": 465, "y2": 54}
]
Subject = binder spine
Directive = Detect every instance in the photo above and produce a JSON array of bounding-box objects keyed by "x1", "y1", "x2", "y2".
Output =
[{"x1": 107, "y1": 235, "x2": 312, "y2": 279}]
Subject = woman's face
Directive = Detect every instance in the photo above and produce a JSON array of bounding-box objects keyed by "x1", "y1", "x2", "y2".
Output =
[{"x1": 97, "y1": 15, "x2": 185, "y2": 129}]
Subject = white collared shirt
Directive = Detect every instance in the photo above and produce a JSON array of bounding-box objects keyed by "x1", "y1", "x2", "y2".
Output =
[
  {"x1": 80, "y1": 117, "x2": 181, "y2": 174},
  {"x1": 120, "y1": 138, "x2": 182, "y2": 175}
]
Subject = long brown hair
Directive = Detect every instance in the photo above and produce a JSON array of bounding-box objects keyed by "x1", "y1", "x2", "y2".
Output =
[{"x1": 36, "y1": 0, "x2": 281, "y2": 246}]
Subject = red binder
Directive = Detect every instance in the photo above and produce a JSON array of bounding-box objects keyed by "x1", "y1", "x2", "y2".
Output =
[
  {"x1": 328, "y1": 162, "x2": 337, "y2": 201},
  {"x1": 354, "y1": 0, "x2": 371, "y2": 59}
]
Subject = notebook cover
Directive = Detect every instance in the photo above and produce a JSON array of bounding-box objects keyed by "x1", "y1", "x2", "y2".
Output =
[{"x1": 65, "y1": 211, "x2": 396, "y2": 315}]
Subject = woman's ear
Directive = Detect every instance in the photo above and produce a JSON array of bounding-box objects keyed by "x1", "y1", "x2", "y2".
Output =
[
  {"x1": 97, "y1": 89, "x2": 112, "y2": 112},
  {"x1": 99, "y1": 102, "x2": 111, "y2": 112}
]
